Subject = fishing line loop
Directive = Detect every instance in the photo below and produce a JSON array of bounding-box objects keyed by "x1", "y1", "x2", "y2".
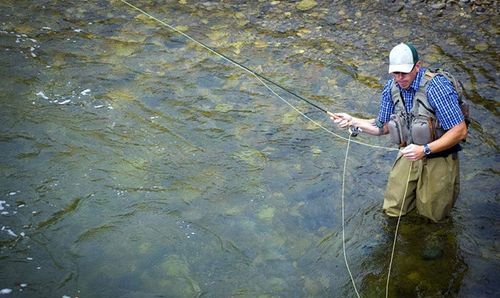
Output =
[{"x1": 341, "y1": 134, "x2": 361, "y2": 298}]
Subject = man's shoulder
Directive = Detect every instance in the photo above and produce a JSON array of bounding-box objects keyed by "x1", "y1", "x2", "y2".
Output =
[
  {"x1": 426, "y1": 73, "x2": 455, "y2": 92},
  {"x1": 425, "y1": 71, "x2": 459, "y2": 106},
  {"x1": 422, "y1": 68, "x2": 454, "y2": 87}
]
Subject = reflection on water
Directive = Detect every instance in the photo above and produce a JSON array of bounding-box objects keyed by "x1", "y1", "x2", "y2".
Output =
[
  {"x1": 0, "y1": 0, "x2": 498, "y2": 297},
  {"x1": 359, "y1": 216, "x2": 467, "y2": 298}
]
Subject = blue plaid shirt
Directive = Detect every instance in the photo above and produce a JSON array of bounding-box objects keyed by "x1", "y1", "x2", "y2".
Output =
[{"x1": 377, "y1": 67, "x2": 464, "y2": 130}]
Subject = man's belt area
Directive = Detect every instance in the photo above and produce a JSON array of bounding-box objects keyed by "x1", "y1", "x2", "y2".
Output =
[{"x1": 427, "y1": 144, "x2": 461, "y2": 159}]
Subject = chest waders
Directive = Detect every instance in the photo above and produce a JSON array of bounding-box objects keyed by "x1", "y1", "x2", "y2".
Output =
[{"x1": 388, "y1": 70, "x2": 446, "y2": 147}]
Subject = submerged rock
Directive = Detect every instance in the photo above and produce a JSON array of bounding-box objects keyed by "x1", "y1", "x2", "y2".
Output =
[
  {"x1": 421, "y1": 245, "x2": 444, "y2": 260},
  {"x1": 296, "y1": 0, "x2": 318, "y2": 11},
  {"x1": 421, "y1": 233, "x2": 446, "y2": 260},
  {"x1": 257, "y1": 205, "x2": 276, "y2": 220}
]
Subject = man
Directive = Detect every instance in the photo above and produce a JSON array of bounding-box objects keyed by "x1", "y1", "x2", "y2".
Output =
[{"x1": 331, "y1": 43, "x2": 467, "y2": 222}]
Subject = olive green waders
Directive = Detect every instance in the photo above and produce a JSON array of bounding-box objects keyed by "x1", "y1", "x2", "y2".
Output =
[{"x1": 383, "y1": 152, "x2": 460, "y2": 222}]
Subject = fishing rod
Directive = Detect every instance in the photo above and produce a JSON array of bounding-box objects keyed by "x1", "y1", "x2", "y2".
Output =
[
  {"x1": 120, "y1": 0, "x2": 373, "y2": 142},
  {"x1": 213, "y1": 51, "x2": 330, "y2": 114},
  {"x1": 190, "y1": 42, "x2": 364, "y2": 136},
  {"x1": 219, "y1": 52, "x2": 363, "y2": 136},
  {"x1": 250, "y1": 64, "x2": 361, "y2": 137},
  {"x1": 219, "y1": 50, "x2": 363, "y2": 136}
]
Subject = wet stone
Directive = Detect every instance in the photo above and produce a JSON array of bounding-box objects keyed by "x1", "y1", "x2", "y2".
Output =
[
  {"x1": 421, "y1": 234, "x2": 446, "y2": 260},
  {"x1": 431, "y1": 3, "x2": 447, "y2": 10},
  {"x1": 421, "y1": 245, "x2": 444, "y2": 260},
  {"x1": 296, "y1": 0, "x2": 318, "y2": 11},
  {"x1": 258, "y1": 206, "x2": 275, "y2": 220}
]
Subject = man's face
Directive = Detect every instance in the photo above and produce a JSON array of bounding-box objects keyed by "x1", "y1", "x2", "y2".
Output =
[{"x1": 391, "y1": 62, "x2": 421, "y2": 90}]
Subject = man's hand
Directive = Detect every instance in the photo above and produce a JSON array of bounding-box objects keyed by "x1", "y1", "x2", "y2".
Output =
[
  {"x1": 400, "y1": 144, "x2": 425, "y2": 161},
  {"x1": 329, "y1": 112, "x2": 353, "y2": 128},
  {"x1": 328, "y1": 112, "x2": 385, "y2": 136}
]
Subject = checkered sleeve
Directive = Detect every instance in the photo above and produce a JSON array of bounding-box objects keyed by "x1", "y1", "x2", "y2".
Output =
[
  {"x1": 377, "y1": 79, "x2": 395, "y2": 124},
  {"x1": 426, "y1": 75, "x2": 464, "y2": 130}
]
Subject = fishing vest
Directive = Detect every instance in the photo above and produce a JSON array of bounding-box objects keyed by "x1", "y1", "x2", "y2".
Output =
[{"x1": 388, "y1": 69, "x2": 448, "y2": 147}]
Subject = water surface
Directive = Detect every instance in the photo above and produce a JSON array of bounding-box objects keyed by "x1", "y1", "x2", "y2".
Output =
[{"x1": 0, "y1": 1, "x2": 498, "y2": 297}]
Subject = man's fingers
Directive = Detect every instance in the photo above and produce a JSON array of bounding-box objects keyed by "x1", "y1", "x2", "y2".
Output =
[
  {"x1": 327, "y1": 111, "x2": 352, "y2": 129},
  {"x1": 327, "y1": 111, "x2": 338, "y2": 119}
]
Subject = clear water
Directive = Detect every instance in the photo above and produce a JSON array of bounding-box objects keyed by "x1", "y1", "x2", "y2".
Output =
[{"x1": 0, "y1": 1, "x2": 498, "y2": 297}]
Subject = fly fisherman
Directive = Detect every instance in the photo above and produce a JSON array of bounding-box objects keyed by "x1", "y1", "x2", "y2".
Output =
[{"x1": 331, "y1": 43, "x2": 468, "y2": 223}]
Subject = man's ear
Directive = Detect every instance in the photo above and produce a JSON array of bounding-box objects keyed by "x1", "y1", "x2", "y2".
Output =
[{"x1": 415, "y1": 61, "x2": 422, "y2": 69}]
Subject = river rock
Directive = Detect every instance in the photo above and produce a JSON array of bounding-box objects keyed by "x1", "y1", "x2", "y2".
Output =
[
  {"x1": 431, "y1": 3, "x2": 447, "y2": 10},
  {"x1": 296, "y1": 0, "x2": 318, "y2": 11},
  {"x1": 421, "y1": 233, "x2": 446, "y2": 260}
]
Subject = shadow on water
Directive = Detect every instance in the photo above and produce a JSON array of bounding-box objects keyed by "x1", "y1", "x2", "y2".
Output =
[{"x1": 358, "y1": 214, "x2": 468, "y2": 298}]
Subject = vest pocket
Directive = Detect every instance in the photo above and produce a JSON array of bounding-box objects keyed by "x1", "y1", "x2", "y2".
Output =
[
  {"x1": 411, "y1": 115, "x2": 433, "y2": 145},
  {"x1": 388, "y1": 114, "x2": 408, "y2": 146}
]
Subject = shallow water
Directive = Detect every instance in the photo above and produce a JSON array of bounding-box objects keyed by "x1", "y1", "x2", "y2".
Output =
[{"x1": 0, "y1": 1, "x2": 498, "y2": 297}]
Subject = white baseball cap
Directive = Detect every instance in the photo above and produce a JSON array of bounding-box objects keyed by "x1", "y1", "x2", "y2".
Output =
[{"x1": 388, "y1": 43, "x2": 419, "y2": 73}]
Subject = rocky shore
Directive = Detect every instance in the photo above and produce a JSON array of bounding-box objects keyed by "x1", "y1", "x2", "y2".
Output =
[
  {"x1": 294, "y1": 0, "x2": 498, "y2": 17},
  {"x1": 393, "y1": 0, "x2": 498, "y2": 16}
]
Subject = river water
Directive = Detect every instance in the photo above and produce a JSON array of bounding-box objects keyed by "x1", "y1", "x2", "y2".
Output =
[{"x1": 0, "y1": 0, "x2": 498, "y2": 297}]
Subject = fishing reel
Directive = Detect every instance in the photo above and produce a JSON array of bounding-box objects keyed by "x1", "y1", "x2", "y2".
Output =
[{"x1": 349, "y1": 126, "x2": 362, "y2": 137}]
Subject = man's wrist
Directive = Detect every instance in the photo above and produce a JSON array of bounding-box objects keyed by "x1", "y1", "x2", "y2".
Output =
[
  {"x1": 423, "y1": 144, "x2": 432, "y2": 155},
  {"x1": 349, "y1": 117, "x2": 356, "y2": 127},
  {"x1": 374, "y1": 119, "x2": 385, "y2": 135}
]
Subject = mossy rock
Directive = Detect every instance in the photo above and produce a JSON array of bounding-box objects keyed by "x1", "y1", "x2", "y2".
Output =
[{"x1": 296, "y1": 0, "x2": 318, "y2": 11}]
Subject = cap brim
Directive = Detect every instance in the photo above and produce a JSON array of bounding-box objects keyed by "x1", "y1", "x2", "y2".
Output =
[{"x1": 388, "y1": 64, "x2": 414, "y2": 74}]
